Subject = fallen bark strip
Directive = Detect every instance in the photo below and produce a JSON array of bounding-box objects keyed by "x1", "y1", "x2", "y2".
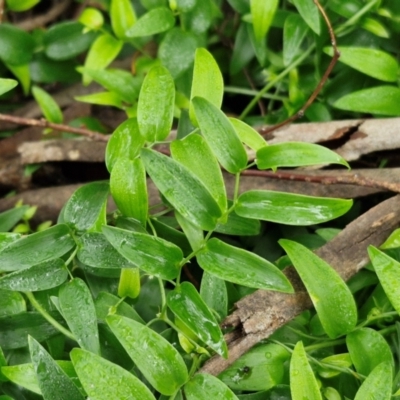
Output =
[{"x1": 200, "y1": 194, "x2": 400, "y2": 375}]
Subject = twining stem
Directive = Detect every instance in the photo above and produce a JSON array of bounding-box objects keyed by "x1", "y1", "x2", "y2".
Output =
[{"x1": 24, "y1": 291, "x2": 75, "y2": 341}]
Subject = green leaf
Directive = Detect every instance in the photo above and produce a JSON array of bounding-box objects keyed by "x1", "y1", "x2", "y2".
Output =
[
  {"x1": 78, "y1": 7, "x2": 104, "y2": 31},
  {"x1": 197, "y1": 238, "x2": 293, "y2": 292},
  {"x1": 214, "y1": 206, "x2": 261, "y2": 236},
  {"x1": 230, "y1": 22, "x2": 255, "y2": 75},
  {"x1": 44, "y1": 21, "x2": 96, "y2": 60},
  {"x1": 280, "y1": 240, "x2": 357, "y2": 338},
  {"x1": 167, "y1": 282, "x2": 228, "y2": 357},
  {"x1": 229, "y1": 117, "x2": 267, "y2": 152},
  {"x1": 159, "y1": 28, "x2": 198, "y2": 78},
  {"x1": 105, "y1": 118, "x2": 145, "y2": 172},
  {"x1": 75, "y1": 91, "x2": 124, "y2": 108},
  {"x1": 0, "y1": 289, "x2": 25, "y2": 317},
  {"x1": 175, "y1": 211, "x2": 204, "y2": 251},
  {"x1": 0, "y1": 258, "x2": 67, "y2": 291},
  {"x1": 76, "y1": 233, "x2": 126, "y2": 272},
  {"x1": 368, "y1": 246, "x2": 400, "y2": 315},
  {"x1": 7, "y1": 62, "x2": 30, "y2": 95},
  {"x1": 59, "y1": 278, "x2": 100, "y2": 354},
  {"x1": 71, "y1": 348, "x2": 155, "y2": 400},
  {"x1": 6, "y1": 0, "x2": 40, "y2": 11},
  {"x1": 354, "y1": 361, "x2": 392, "y2": 400},
  {"x1": 334, "y1": 86, "x2": 400, "y2": 116},
  {"x1": 200, "y1": 271, "x2": 228, "y2": 320},
  {"x1": 180, "y1": 0, "x2": 214, "y2": 34},
  {"x1": 250, "y1": 0, "x2": 279, "y2": 41},
  {"x1": 0, "y1": 224, "x2": 75, "y2": 272},
  {"x1": 283, "y1": 14, "x2": 309, "y2": 66},
  {"x1": 137, "y1": 65, "x2": 175, "y2": 142},
  {"x1": 1, "y1": 363, "x2": 41, "y2": 394},
  {"x1": 0, "y1": 24, "x2": 35, "y2": 65},
  {"x1": 346, "y1": 327, "x2": 393, "y2": 377},
  {"x1": 29, "y1": 336, "x2": 84, "y2": 400},
  {"x1": 171, "y1": 133, "x2": 227, "y2": 213},
  {"x1": 192, "y1": 97, "x2": 248, "y2": 174},
  {"x1": 110, "y1": 158, "x2": 148, "y2": 225},
  {"x1": 110, "y1": 0, "x2": 137, "y2": 39},
  {"x1": 82, "y1": 33, "x2": 123, "y2": 85},
  {"x1": 324, "y1": 47, "x2": 398, "y2": 82},
  {"x1": 32, "y1": 86, "x2": 63, "y2": 123},
  {"x1": 118, "y1": 267, "x2": 141, "y2": 299},
  {"x1": 190, "y1": 48, "x2": 224, "y2": 124},
  {"x1": 141, "y1": 148, "x2": 221, "y2": 230},
  {"x1": 62, "y1": 181, "x2": 109, "y2": 231},
  {"x1": 290, "y1": 341, "x2": 322, "y2": 400},
  {"x1": 292, "y1": 0, "x2": 320, "y2": 35},
  {"x1": 0, "y1": 205, "x2": 29, "y2": 232},
  {"x1": 0, "y1": 233, "x2": 21, "y2": 253},
  {"x1": 236, "y1": 190, "x2": 353, "y2": 225},
  {"x1": 107, "y1": 314, "x2": 188, "y2": 395},
  {"x1": 184, "y1": 373, "x2": 239, "y2": 400},
  {"x1": 102, "y1": 225, "x2": 183, "y2": 280},
  {"x1": 219, "y1": 343, "x2": 290, "y2": 391},
  {"x1": 256, "y1": 142, "x2": 350, "y2": 169},
  {"x1": 126, "y1": 7, "x2": 175, "y2": 37},
  {"x1": 0, "y1": 78, "x2": 18, "y2": 97}
]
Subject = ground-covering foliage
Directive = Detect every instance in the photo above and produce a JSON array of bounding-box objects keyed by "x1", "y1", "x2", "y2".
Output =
[{"x1": 1, "y1": 0, "x2": 400, "y2": 399}]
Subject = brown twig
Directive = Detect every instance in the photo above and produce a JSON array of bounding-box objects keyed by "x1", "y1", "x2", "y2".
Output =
[
  {"x1": 260, "y1": 0, "x2": 340, "y2": 135},
  {"x1": 242, "y1": 169, "x2": 400, "y2": 194},
  {"x1": 0, "y1": 113, "x2": 109, "y2": 142},
  {"x1": 0, "y1": 0, "x2": 4, "y2": 24}
]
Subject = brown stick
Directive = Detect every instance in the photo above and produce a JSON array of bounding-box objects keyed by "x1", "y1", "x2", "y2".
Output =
[
  {"x1": 200, "y1": 194, "x2": 400, "y2": 375},
  {"x1": 0, "y1": 113, "x2": 109, "y2": 142}
]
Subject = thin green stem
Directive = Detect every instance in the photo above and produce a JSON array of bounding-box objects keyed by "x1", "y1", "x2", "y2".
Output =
[
  {"x1": 224, "y1": 86, "x2": 287, "y2": 101},
  {"x1": 64, "y1": 246, "x2": 78, "y2": 279},
  {"x1": 25, "y1": 291, "x2": 75, "y2": 341},
  {"x1": 147, "y1": 217, "x2": 157, "y2": 237},
  {"x1": 305, "y1": 338, "x2": 346, "y2": 352},
  {"x1": 158, "y1": 277, "x2": 167, "y2": 312},
  {"x1": 239, "y1": 45, "x2": 314, "y2": 120},
  {"x1": 233, "y1": 172, "x2": 241, "y2": 203}
]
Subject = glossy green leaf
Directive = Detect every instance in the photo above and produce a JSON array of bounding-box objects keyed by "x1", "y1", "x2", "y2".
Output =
[
  {"x1": 82, "y1": 33, "x2": 123, "y2": 85},
  {"x1": 127, "y1": 7, "x2": 175, "y2": 37},
  {"x1": 0, "y1": 24, "x2": 35, "y2": 65},
  {"x1": 75, "y1": 91, "x2": 124, "y2": 108},
  {"x1": 334, "y1": 86, "x2": 400, "y2": 116},
  {"x1": 0, "y1": 224, "x2": 75, "y2": 272},
  {"x1": 180, "y1": 0, "x2": 213, "y2": 34},
  {"x1": 230, "y1": 22, "x2": 255, "y2": 75},
  {"x1": 250, "y1": 0, "x2": 279, "y2": 41},
  {"x1": 110, "y1": 0, "x2": 137, "y2": 39},
  {"x1": 197, "y1": 238, "x2": 293, "y2": 292},
  {"x1": 0, "y1": 289, "x2": 25, "y2": 317},
  {"x1": 290, "y1": 341, "x2": 322, "y2": 400},
  {"x1": 192, "y1": 97, "x2": 248, "y2": 173},
  {"x1": 102, "y1": 225, "x2": 183, "y2": 280},
  {"x1": 110, "y1": 158, "x2": 148, "y2": 225},
  {"x1": 167, "y1": 282, "x2": 227, "y2": 357},
  {"x1": 280, "y1": 240, "x2": 357, "y2": 338},
  {"x1": 184, "y1": 373, "x2": 239, "y2": 400},
  {"x1": 171, "y1": 133, "x2": 227, "y2": 213},
  {"x1": 0, "y1": 312, "x2": 64, "y2": 350},
  {"x1": 1, "y1": 363, "x2": 41, "y2": 394},
  {"x1": 105, "y1": 118, "x2": 145, "y2": 172},
  {"x1": 0, "y1": 233, "x2": 21, "y2": 253},
  {"x1": 292, "y1": 0, "x2": 320, "y2": 34},
  {"x1": 354, "y1": 361, "x2": 392, "y2": 400},
  {"x1": 200, "y1": 271, "x2": 228, "y2": 320},
  {"x1": 44, "y1": 21, "x2": 96, "y2": 60},
  {"x1": 159, "y1": 28, "x2": 198, "y2": 78},
  {"x1": 190, "y1": 48, "x2": 224, "y2": 124},
  {"x1": 215, "y1": 208, "x2": 261, "y2": 236},
  {"x1": 368, "y1": 246, "x2": 400, "y2": 315},
  {"x1": 362, "y1": 17, "x2": 389, "y2": 38},
  {"x1": 59, "y1": 278, "x2": 100, "y2": 354},
  {"x1": 107, "y1": 314, "x2": 188, "y2": 395},
  {"x1": 62, "y1": 181, "x2": 109, "y2": 231},
  {"x1": 137, "y1": 65, "x2": 175, "y2": 142},
  {"x1": 29, "y1": 336, "x2": 84, "y2": 400},
  {"x1": 141, "y1": 148, "x2": 221, "y2": 230},
  {"x1": 236, "y1": 190, "x2": 352, "y2": 225},
  {"x1": 219, "y1": 343, "x2": 290, "y2": 391},
  {"x1": 346, "y1": 327, "x2": 393, "y2": 376},
  {"x1": 118, "y1": 268, "x2": 141, "y2": 299},
  {"x1": 0, "y1": 205, "x2": 29, "y2": 232},
  {"x1": 71, "y1": 348, "x2": 155, "y2": 400},
  {"x1": 0, "y1": 78, "x2": 18, "y2": 97},
  {"x1": 0, "y1": 258, "x2": 67, "y2": 291},
  {"x1": 32, "y1": 86, "x2": 63, "y2": 123},
  {"x1": 317, "y1": 353, "x2": 352, "y2": 379},
  {"x1": 324, "y1": 47, "x2": 398, "y2": 82},
  {"x1": 256, "y1": 142, "x2": 349, "y2": 169},
  {"x1": 78, "y1": 232, "x2": 131, "y2": 270},
  {"x1": 78, "y1": 7, "x2": 104, "y2": 31},
  {"x1": 229, "y1": 117, "x2": 267, "y2": 152},
  {"x1": 283, "y1": 14, "x2": 309, "y2": 66},
  {"x1": 6, "y1": 0, "x2": 40, "y2": 11},
  {"x1": 175, "y1": 211, "x2": 204, "y2": 251}
]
